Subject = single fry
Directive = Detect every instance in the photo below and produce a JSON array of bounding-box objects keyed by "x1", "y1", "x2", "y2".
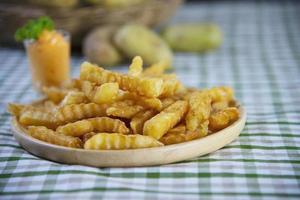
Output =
[
  {"x1": 55, "y1": 103, "x2": 108, "y2": 124},
  {"x1": 56, "y1": 120, "x2": 94, "y2": 137},
  {"x1": 206, "y1": 86, "x2": 234, "y2": 103},
  {"x1": 89, "y1": 117, "x2": 129, "y2": 134},
  {"x1": 19, "y1": 110, "x2": 57, "y2": 129},
  {"x1": 130, "y1": 110, "x2": 157, "y2": 134},
  {"x1": 60, "y1": 91, "x2": 88, "y2": 106},
  {"x1": 80, "y1": 62, "x2": 163, "y2": 97},
  {"x1": 84, "y1": 133, "x2": 163, "y2": 150},
  {"x1": 128, "y1": 56, "x2": 143, "y2": 77},
  {"x1": 42, "y1": 86, "x2": 70, "y2": 103},
  {"x1": 209, "y1": 107, "x2": 240, "y2": 132},
  {"x1": 27, "y1": 126, "x2": 82, "y2": 148},
  {"x1": 82, "y1": 81, "x2": 119, "y2": 104},
  {"x1": 106, "y1": 100, "x2": 144, "y2": 119},
  {"x1": 185, "y1": 91, "x2": 211, "y2": 131},
  {"x1": 120, "y1": 92, "x2": 162, "y2": 110},
  {"x1": 7, "y1": 103, "x2": 26, "y2": 117},
  {"x1": 160, "y1": 122, "x2": 208, "y2": 145},
  {"x1": 143, "y1": 100, "x2": 188, "y2": 139}
]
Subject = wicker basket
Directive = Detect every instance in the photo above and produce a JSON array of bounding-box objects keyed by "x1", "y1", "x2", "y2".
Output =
[{"x1": 0, "y1": 0, "x2": 183, "y2": 48}]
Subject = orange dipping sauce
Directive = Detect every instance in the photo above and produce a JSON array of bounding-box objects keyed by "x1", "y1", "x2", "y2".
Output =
[{"x1": 25, "y1": 30, "x2": 70, "y2": 91}]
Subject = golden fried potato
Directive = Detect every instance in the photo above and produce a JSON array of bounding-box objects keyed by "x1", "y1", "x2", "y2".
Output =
[
  {"x1": 160, "y1": 122, "x2": 208, "y2": 145},
  {"x1": 206, "y1": 86, "x2": 234, "y2": 103},
  {"x1": 185, "y1": 91, "x2": 211, "y2": 131},
  {"x1": 42, "y1": 86, "x2": 71, "y2": 103},
  {"x1": 56, "y1": 120, "x2": 93, "y2": 137},
  {"x1": 80, "y1": 62, "x2": 163, "y2": 97},
  {"x1": 27, "y1": 126, "x2": 82, "y2": 148},
  {"x1": 19, "y1": 110, "x2": 58, "y2": 129},
  {"x1": 130, "y1": 110, "x2": 157, "y2": 134},
  {"x1": 120, "y1": 92, "x2": 162, "y2": 111},
  {"x1": 55, "y1": 103, "x2": 108, "y2": 124},
  {"x1": 57, "y1": 117, "x2": 129, "y2": 136},
  {"x1": 106, "y1": 100, "x2": 144, "y2": 119},
  {"x1": 89, "y1": 117, "x2": 129, "y2": 134},
  {"x1": 143, "y1": 100, "x2": 188, "y2": 139},
  {"x1": 82, "y1": 81, "x2": 119, "y2": 104},
  {"x1": 209, "y1": 107, "x2": 240, "y2": 132},
  {"x1": 212, "y1": 101, "x2": 229, "y2": 112},
  {"x1": 128, "y1": 56, "x2": 143, "y2": 77},
  {"x1": 7, "y1": 103, "x2": 26, "y2": 118},
  {"x1": 84, "y1": 133, "x2": 163, "y2": 150},
  {"x1": 60, "y1": 91, "x2": 88, "y2": 106}
]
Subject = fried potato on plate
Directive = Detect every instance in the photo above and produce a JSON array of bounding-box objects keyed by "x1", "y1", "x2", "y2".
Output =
[
  {"x1": 84, "y1": 133, "x2": 163, "y2": 150},
  {"x1": 130, "y1": 110, "x2": 157, "y2": 134},
  {"x1": 27, "y1": 126, "x2": 82, "y2": 148},
  {"x1": 209, "y1": 107, "x2": 240, "y2": 132},
  {"x1": 143, "y1": 100, "x2": 188, "y2": 139},
  {"x1": 80, "y1": 61, "x2": 163, "y2": 98}
]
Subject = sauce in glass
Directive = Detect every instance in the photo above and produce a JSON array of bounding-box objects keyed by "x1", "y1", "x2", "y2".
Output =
[{"x1": 25, "y1": 30, "x2": 70, "y2": 91}]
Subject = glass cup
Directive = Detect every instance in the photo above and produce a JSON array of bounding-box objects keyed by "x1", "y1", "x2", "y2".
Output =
[{"x1": 24, "y1": 30, "x2": 70, "y2": 92}]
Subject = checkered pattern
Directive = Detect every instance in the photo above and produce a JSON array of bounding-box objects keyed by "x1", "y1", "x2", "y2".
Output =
[{"x1": 0, "y1": 1, "x2": 300, "y2": 199}]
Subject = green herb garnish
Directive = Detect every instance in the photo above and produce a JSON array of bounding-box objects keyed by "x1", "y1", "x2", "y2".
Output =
[{"x1": 14, "y1": 16, "x2": 54, "y2": 42}]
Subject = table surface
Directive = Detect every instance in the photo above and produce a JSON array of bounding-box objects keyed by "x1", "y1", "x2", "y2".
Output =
[{"x1": 0, "y1": 1, "x2": 300, "y2": 199}]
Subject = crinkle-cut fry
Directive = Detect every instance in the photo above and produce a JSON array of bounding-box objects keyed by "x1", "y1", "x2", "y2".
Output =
[
  {"x1": 19, "y1": 110, "x2": 58, "y2": 129},
  {"x1": 160, "y1": 78, "x2": 181, "y2": 97},
  {"x1": 143, "y1": 60, "x2": 169, "y2": 76},
  {"x1": 27, "y1": 126, "x2": 82, "y2": 148},
  {"x1": 42, "y1": 86, "x2": 71, "y2": 103},
  {"x1": 81, "y1": 81, "x2": 119, "y2": 104},
  {"x1": 130, "y1": 110, "x2": 157, "y2": 134},
  {"x1": 43, "y1": 101, "x2": 58, "y2": 112},
  {"x1": 106, "y1": 100, "x2": 144, "y2": 119},
  {"x1": 143, "y1": 100, "x2": 188, "y2": 140},
  {"x1": 209, "y1": 107, "x2": 240, "y2": 132},
  {"x1": 60, "y1": 91, "x2": 88, "y2": 106},
  {"x1": 120, "y1": 92, "x2": 162, "y2": 111},
  {"x1": 84, "y1": 133, "x2": 163, "y2": 150},
  {"x1": 55, "y1": 103, "x2": 108, "y2": 124},
  {"x1": 80, "y1": 62, "x2": 163, "y2": 98},
  {"x1": 212, "y1": 101, "x2": 229, "y2": 112},
  {"x1": 57, "y1": 117, "x2": 129, "y2": 137},
  {"x1": 206, "y1": 86, "x2": 234, "y2": 103},
  {"x1": 89, "y1": 117, "x2": 129, "y2": 134},
  {"x1": 128, "y1": 56, "x2": 143, "y2": 77},
  {"x1": 159, "y1": 122, "x2": 208, "y2": 145},
  {"x1": 7, "y1": 103, "x2": 26, "y2": 117},
  {"x1": 185, "y1": 91, "x2": 212, "y2": 131},
  {"x1": 56, "y1": 120, "x2": 94, "y2": 137},
  {"x1": 82, "y1": 132, "x2": 97, "y2": 143}
]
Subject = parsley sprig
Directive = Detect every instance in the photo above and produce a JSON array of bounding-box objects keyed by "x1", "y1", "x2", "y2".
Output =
[{"x1": 15, "y1": 16, "x2": 54, "y2": 42}]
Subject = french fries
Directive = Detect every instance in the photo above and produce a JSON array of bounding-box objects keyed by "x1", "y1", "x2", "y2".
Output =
[
  {"x1": 8, "y1": 56, "x2": 241, "y2": 150},
  {"x1": 80, "y1": 61, "x2": 163, "y2": 98},
  {"x1": 57, "y1": 117, "x2": 129, "y2": 136},
  {"x1": 185, "y1": 91, "x2": 211, "y2": 131},
  {"x1": 28, "y1": 126, "x2": 82, "y2": 148},
  {"x1": 209, "y1": 107, "x2": 240, "y2": 132},
  {"x1": 143, "y1": 101, "x2": 188, "y2": 139},
  {"x1": 84, "y1": 133, "x2": 163, "y2": 150}
]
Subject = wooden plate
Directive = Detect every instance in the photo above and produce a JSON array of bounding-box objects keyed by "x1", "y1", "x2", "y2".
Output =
[{"x1": 11, "y1": 106, "x2": 246, "y2": 167}]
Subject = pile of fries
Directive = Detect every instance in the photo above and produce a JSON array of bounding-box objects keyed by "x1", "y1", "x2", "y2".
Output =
[{"x1": 8, "y1": 56, "x2": 240, "y2": 150}]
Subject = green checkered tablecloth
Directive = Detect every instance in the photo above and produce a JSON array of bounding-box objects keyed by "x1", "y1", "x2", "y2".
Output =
[{"x1": 1, "y1": 1, "x2": 300, "y2": 199}]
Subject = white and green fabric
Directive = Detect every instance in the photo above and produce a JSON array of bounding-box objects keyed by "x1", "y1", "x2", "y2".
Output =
[{"x1": 0, "y1": 1, "x2": 299, "y2": 199}]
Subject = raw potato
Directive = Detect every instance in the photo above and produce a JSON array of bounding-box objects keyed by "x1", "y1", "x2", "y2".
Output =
[
  {"x1": 162, "y1": 23, "x2": 222, "y2": 52},
  {"x1": 83, "y1": 26, "x2": 123, "y2": 66},
  {"x1": 114, "y1": 24, "x2": 173, "y2": 66}
]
